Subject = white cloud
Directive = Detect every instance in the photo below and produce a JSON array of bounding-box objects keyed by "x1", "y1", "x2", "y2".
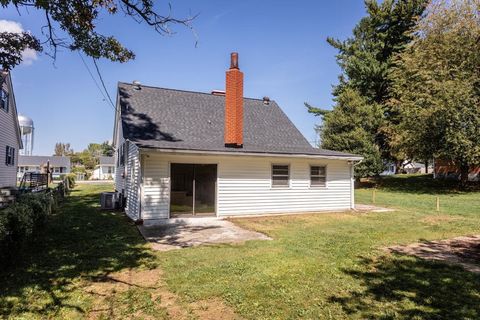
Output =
[{"x1": 0, "y1": 20, "x2": 38, "y2": 66}]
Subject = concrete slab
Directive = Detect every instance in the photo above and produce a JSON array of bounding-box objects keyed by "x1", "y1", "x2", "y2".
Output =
[{"x1": 138, "y1": 218, "x2": 271, "y2": 251}]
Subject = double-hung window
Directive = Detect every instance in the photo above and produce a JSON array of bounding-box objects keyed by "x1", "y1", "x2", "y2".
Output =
[
  {"x1": 0, "y1": 89, "x2": 8, "y2": 112},
  {"x1": 272, "y1": 164, "x2": 289, "y2": 187},
  {"x1": 310, "y1": 165, "x2": 327, "y2": 187},
  {"x1": 5, "y1": 146, "x2": 15, "y2": 166}
]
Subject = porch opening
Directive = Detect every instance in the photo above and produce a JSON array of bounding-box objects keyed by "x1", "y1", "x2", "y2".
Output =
[{"x1": 170, "y1": 163, "x2": 217, "y2": 217}]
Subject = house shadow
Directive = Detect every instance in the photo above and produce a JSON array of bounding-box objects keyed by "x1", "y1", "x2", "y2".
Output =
[
  {"x1": 140, "y1": 221, "x2": 224, "y2": 249},
  {"x1": 0, "y1": 187, "x2": 157, "y2": 317},
  {"x1": 329, "y1": 254, "x2": 480, "y2": 319},
  {"x1": 362, "y1": 174, "x2": 479, "y2": 195},
  {"x1": 118, "y1": 87, "x2": 182, "y2": 143}
]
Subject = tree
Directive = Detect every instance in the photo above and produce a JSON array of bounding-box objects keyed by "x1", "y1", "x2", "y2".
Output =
[
  {"x1": 100, "y1": 141, "x2": 115, "y2": 157},
  {"x1": 53, "y1": 142, "x2": 73, "y2": 156},
  {"x1": 317, "y1": 88, "x2": 385, "y2": 178},
  {"x1": 390, "y1": 0, "x2": 480, "y2": 185},
  {"x1": 0, "y1": 1, "x2": 196, "y2": 70},
  {"x1": 308, "y1": 0, "x2": 428, "y2": 176}
]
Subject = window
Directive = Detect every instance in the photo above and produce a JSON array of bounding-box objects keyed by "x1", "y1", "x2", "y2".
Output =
[
  {"x1": 0, "y1": 89, "x2": 8, "y2": 112},
  {"x1": 5, "y1": 146, "x2": 15, "y2": 166},
  {"x1": 119, "y1": 143, "x2": 126, "y2": 166},
  {"x1": 272, "y1": 164, "x2": 289, "y2": 187},
  {"x1": 310, "y1": 165, "x2": 327, "y2": 187}
]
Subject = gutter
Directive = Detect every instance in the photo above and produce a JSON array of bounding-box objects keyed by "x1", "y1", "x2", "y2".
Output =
[{"x1": 139, "y1": 147, "x2": 364, "y2": 161}]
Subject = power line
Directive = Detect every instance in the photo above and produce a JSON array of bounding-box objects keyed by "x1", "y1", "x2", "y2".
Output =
[
  {"x1": 77, "y1": 52, "x2": 116, "y2": 111},
  {"x1": 92, "y1": 58, "x2": 116, "y2": 109}
]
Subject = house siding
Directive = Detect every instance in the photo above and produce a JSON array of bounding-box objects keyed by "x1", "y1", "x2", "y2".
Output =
[
  {"x1": 0, "y1": 74, "x2": 21, "y2": 188},
  {"x1": 141, "y1": 152, "x2": 354, "y2": 219},
  {"x1": 124, "y1": 142, "x2": 141, "y2": 220},
  {"x1": 114, "y1": 124, "x2": 125, "y2": 192}
]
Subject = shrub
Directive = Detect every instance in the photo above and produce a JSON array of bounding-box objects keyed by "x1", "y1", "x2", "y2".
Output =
[
  {"x1": 65, "y1": 173, "x2": 76, "y2": 189},
  {"x1": 0, "y1": 188, "x2": 63, "y2": 270}
]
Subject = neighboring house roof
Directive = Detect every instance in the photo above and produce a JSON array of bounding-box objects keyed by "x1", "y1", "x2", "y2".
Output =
[
  {"x1": 99, "y1": 156, "x2": 115, "y2": 166},
  {"x1": 116, "y1": 82, "x2": 360, "y2": 159},
  {"x1": 19, "y1": 155, "x2": 71, "y2": 167}
]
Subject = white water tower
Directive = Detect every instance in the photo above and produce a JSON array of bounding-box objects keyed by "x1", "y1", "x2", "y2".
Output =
[{"x1": 18, "y1": 114, "x2": 34, "y2": 156}]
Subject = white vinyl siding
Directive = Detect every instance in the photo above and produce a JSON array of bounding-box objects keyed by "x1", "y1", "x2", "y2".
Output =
[
  {"x1": 140, "y1": 152, "x2": 354, "y2": 219},
  {"x1": 114, "y1": 124, "x2": 126, "y2": 192},
  {"x1": 124, "y1": 142, "x2": 141, "y2": 220},
  {"x1": 0, "y1": 74, "x2": 21, "y2": 188}
]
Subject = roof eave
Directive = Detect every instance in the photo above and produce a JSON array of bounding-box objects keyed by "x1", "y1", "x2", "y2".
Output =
[{"x1": 139, "y1": 147, "x2": 363, "y2": 161}]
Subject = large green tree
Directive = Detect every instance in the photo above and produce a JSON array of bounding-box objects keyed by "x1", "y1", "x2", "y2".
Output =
[
  {"x1": 308, "y1": 0, "x2": 428, "y2": 176},
  {"x1": 0, "y1": 1, "x2": 195, "y2": 70},
  {"x1": 390, "y1": 0, "x2": 480, "y2": 185}
]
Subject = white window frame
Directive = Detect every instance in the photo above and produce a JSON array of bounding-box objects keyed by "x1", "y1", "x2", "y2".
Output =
[
  {"x1": 271, "y1": 164, "x2": 290, "y2": 188},
  {"x1": 5, "y1": 146, "x2": 15, "y2": 166},
  {"x1": 310, "y1": 165, "x2": 327, "y2": 188},
  {"x1": 0, "y1": 89, "x2": 9, "y2": 112}
]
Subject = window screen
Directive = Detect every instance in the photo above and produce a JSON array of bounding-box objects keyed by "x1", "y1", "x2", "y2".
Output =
[
  {"x1": 310, "y1": 166, "x2": 326, "y2": 187},
  {"x1": 272, "y1": 165, "x2": 289, "y2": 187},
  {"x1": 0, "y1": 89, "x2": 8, "y2": 112},
  {"x1": 5, "y1": 146, "x2": 15, "y2": 166}
]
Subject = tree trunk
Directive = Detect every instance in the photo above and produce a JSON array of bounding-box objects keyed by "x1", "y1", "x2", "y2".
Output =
[
  {"x1": 460, "y1": 163, "x2": 469, "y2": 188},
  {"x1": 425, "y1": 160, "x2": 429, "y2": 174}
]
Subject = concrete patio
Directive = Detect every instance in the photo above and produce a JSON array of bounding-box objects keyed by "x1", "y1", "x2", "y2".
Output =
[{"x1": 137, "y1": 218, "x2": 271, "y2": 251}]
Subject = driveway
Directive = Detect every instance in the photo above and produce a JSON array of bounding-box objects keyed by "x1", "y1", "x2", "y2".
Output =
[{"x1": 138, "y1": 218, "x2": 271, "y2": 251}]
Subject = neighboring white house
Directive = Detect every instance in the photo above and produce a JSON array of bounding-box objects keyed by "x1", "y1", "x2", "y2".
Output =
[
  {"x1": 381, "y1": 161, "x2": 432, "y2": 176},
  {"x1": 91, "y1": 156, "x2": 115, "y2": 180},
  {"x1": 113, "y1": 53, "x2": 362, "y2": 221},
  {"x1": 18, "y1": 155, "x2": 71, "y2": 180},
  {"x1": 0, "y1": 71, "x2": 22, "y2": 188}
]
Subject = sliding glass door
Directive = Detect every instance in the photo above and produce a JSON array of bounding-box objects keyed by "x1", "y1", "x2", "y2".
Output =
[{"x1": 170, "y1": 163, "x2": 217, "y2": 217}]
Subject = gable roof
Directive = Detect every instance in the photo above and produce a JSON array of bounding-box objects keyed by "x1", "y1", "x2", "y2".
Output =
[
  {"x1": 116, "y1": 82, "x2": 361, "y2": 159},
  {"x1": 19, "y1": 155, "x2": 71, "y2": 167},
  {"x1": 99, "y1": 156, "x2": 115, "y2": 166}
]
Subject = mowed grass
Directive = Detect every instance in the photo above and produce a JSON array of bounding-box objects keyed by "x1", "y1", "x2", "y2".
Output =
[
  {"x1": 1, "y1": 176, "x2": 480, "y2": 319},
  {"x1": 0, "y1": 184, "x2": 167, "y2": 319},
  {"x1": 159, "y1": 175, "x2": 480, "y2": 319}
]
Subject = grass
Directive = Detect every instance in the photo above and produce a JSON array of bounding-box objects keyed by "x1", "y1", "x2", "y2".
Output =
[{"x1": 1, "y1": 175, "x2": 480, "y2": 319}]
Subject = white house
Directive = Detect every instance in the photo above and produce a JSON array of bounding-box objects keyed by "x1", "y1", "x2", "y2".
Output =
[
  {"x1": 91, "y1": 156, "x2": 115, "y2": 180},
  {"x1": 0, "y1": 71, "x2": 22, "y2": 188},
  {"x1": 113, "y1": 53, "x2": 362, "y2": 222},
  {"x1": 18, "y1": 155, "x2": 71, "y2": 180}
]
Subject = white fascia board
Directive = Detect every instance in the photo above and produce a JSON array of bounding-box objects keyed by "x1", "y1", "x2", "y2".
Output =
[{"x1": 139, "y1": 147, "x2": 364, "y2": 161}]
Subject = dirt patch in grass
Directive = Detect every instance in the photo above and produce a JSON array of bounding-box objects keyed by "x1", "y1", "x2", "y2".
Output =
[
  {"x1": 420, "y1": 215, "x2": 462, "y2": 225},
  {"x1": 387, "y1": 235, "x2": 480, "y2": 273},
  {"x1": 190, "y1": 298, "x2": 242, "y2": 320},
  {"x1": 84, "y1": 267, "x2": 240, "y2": 319}
]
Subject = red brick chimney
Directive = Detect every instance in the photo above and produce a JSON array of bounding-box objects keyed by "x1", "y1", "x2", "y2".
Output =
[{"x1": 224, "y1": 52, "x2": 244, "y2": 148}]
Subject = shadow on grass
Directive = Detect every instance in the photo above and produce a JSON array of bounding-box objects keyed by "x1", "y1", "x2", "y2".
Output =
[
  {"x1": 359, "y1": 174, "x2": 479, "y2": 195},
  {"x1": 0, "y1": 187, "x2": 156, "y2": 317},
  {"x1": 330, "y1": 255, "x2": 480, "y2": 319}
]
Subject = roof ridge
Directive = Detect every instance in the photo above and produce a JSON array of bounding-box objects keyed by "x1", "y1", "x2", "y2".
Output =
[{"x1": 118, "y1": 81, "x2": 273, "y2": 103}]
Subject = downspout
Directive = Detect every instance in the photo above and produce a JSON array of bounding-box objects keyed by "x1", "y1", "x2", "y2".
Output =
[{"x1": 349, "y1": 159, "x2": 363, "y2": 210}]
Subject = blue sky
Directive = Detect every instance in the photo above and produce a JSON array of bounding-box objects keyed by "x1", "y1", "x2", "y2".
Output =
[{"x1": 2, "y1": 1, "x2": 366, "y2": 155}]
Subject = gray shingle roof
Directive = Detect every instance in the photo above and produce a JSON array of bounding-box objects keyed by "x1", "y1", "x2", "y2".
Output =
[
  {"x1": 18, "y1": 155, "x2": 71, "y2": 167},
  {"x1": 117, "y1": 82, "x2": 360, "y2": 158},
  {"x1": 99, "y1": 156, "x2": 115, "y2": 165}
]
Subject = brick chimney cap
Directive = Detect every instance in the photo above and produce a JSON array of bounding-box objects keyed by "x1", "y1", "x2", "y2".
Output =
[{"x1": 230, "y1": 52, "x2": 239, "y2": 69}]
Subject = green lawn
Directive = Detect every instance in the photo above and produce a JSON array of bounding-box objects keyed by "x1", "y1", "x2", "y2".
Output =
[{"x1": 1, "y1": 176, "x2": 480, "y2": 319}]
